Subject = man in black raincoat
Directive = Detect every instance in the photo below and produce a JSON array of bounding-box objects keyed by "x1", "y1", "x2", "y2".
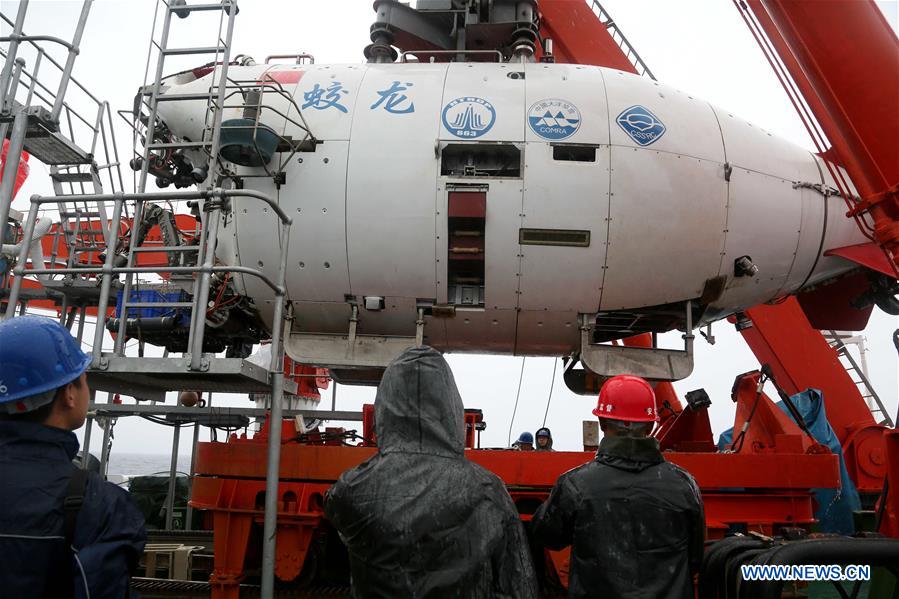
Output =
[
  {"x1": 531, "y1": 375, "x2": 704, "y2": 599},
  {"x1": 535, "y1": 427, "x2": 554, "y2": 451},
  {"x1": 325, "y1": 346, "x2": 538, "y2": 597}
]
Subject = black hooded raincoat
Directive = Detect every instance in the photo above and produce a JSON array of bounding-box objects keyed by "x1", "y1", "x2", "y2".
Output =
[
  {"x1": 531, "y1": 435, "x2": 704, "y2": 599},
  {"x1": 534, "y1": 427, "x2": 554, "y2": 451},
  {"x1": 325, "y1": 346, "x2": 538, "y2": 598}
]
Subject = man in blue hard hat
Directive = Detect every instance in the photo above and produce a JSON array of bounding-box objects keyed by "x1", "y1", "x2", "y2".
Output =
[
  {"x1": 513, "y1": 431, "x2": 534, "y2": 451},
  {"x1": 0, "y1": 315, "x2": 146, "y2": 598}
]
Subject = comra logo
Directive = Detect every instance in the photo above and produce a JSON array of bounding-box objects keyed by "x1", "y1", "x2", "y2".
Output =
[
  {"x1": 442, "y1": 97, "x2": 496, "y2": 139},
  {"x1": 616, "y1": 105, "x2": 666, "y2": 146},
  {"x1": 528, "y1": 99, "x2": 581, "y2": 140}
]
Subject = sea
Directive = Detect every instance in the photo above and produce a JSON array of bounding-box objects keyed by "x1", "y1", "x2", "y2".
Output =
[{"x1": 107, "y1": 452, "x2": 196, "y2": 478}]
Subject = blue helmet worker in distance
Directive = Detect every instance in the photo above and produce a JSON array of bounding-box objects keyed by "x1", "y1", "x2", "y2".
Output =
[
  {"x1": 513, "y1": 431, "x2": 534, "y2": 451},
  {"x1": 0, "y1": 315, "x2": 146, "y2": 599}
]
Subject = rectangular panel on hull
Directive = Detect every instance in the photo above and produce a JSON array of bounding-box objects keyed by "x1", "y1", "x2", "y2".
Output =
[
  {"x1": 230, "y1": 168, "x2": 283, "y2": 310},
  {"x1": 284, "y1": 65, "x2": 366, "y2": 141},
  {"x1": 518, "y1": 62, "x2": 610, "y2": 315},
  {"x1": 523, "y1": 63, "x2": 610, "y2": 146},
  {"x1": 440, "y1": 63, "x2": 525, "y2": 142},
  {"x1": 515, "y1": 310, "x2": 580, "y2": 355},
  {"x1": 481, "y1": 179, "x2": 523, "y2": 310},
  {"x1": 282, "y1": 142, "x2": 351, "y2": 303},
  {"x1": 785, "y1": 158, "x2": 832, "y2": 296},
  {"x1": 713, "y1": 106, "x2": 814, "y2": 182},
  {"x1": 440, "y1": 308, "x2": 518, "y2": 354},
  {"x1": 519, "y1": 143, "x2": 609, "y2": 312},
  {"x1": 601, "y1": 148, "x2": 727, "y2": 310},
  {"x1": 809, "y1": 155, "x2": 870, "y2": 284},
  {"x1": 712, "y1": 167, "x2": 803, "y2": 312},
  {"x1": 346, "y1": 64, "x2": 448, "y2": 300},
  {"x1": 604, "y1": 69, "x2": 723, "y2": 163}
]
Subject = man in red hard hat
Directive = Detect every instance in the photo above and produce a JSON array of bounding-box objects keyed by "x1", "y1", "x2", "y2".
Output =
[{"x1": 531, "y1": 374, "x2": 705, "y2": 598}]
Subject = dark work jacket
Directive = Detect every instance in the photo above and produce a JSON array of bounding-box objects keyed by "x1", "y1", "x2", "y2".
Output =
[
  {"x1": 0, "y1": 421, "x2": 147, "y2": 598},
  {"x1": 325, "y1": 346, "x2": 538, "y2": 598},
  {"x1": 531, "y1": 436, "x2": 704, "y2": 599}
]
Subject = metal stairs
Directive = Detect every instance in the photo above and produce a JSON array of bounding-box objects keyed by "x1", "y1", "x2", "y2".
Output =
[{"x1": 826, "y1": 331, "x2": 894, "y2": 427}]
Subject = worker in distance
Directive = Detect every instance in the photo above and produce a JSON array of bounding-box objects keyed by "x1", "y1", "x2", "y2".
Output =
[
  {"x1": 531, "y1": 375, "x2": 705, "y2": 599},
  {"x1": 0, "y1": 316, "x2": 147, "y2": 598},
  {"x1": 325, "y1": 345, "x2": 538, "y2": 597},
  {"x1": 513, "y1": 430, "x2": 535, "y2": 451},
  {"x1": 534, "y1": 427, "x2": 554, "y2": 451}
]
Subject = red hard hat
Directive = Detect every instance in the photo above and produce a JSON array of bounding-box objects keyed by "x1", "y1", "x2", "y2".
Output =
[{"x1": 593, "y1": 375, "x2": 659, "y2": 422}]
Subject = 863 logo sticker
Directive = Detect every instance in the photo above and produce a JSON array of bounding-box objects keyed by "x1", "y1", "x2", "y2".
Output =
[{"x1": 442, "y1": 97, "x2": 496, "y2": 138}]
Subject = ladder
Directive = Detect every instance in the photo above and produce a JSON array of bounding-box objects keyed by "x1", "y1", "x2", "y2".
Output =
[
  {"x1": 48, "y1": 163, "x2": 108, "y2": 318},
  {"x1": 826, "y1": 330, "x2": 894, "y2": 427},
  {"x1": 115, "y1": 0, "x2": 239, "y2": 359}
]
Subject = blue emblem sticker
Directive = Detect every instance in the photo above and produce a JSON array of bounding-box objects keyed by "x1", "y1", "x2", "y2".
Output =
[
  {"x1": 616, "y1": 105, "x2": 666, "y2": 146},
  {"x1": 442, "y1": 97, "x2": 496, "y2": 138},
  {"x1": 528, "y1": 98, "x2": 581, "y2": 140}
]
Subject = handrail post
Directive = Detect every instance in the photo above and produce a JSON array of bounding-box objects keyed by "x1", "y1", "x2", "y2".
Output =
[
  {"x1": 2, "y1": 194, "x2": 39, "y2": 320},
  {"x1": 0, "y1": 0, "x2": 28, "y2": 110},
  {"x1": 49, "y1": 0, "x2": 93, "y2": 123},
  {"x1": 90, "y1": 193, "x2": 125, "y2": 366},
  {"x1": 0, "y1": 108, "x2": 29, "y2": 249},
  {"x1": 188, "y1": 190, "x2": 222, "y2": 371},
  {"x1": 260, "y1": 293, "x2": 291, "y2": 597}
]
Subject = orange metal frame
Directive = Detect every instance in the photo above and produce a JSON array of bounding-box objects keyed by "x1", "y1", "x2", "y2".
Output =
[{"x1": 739, "y1": 0, "x2": 899, "y2": 270}]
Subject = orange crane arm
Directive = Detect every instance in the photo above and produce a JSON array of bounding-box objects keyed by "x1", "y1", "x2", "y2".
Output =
[
  {"x1": 739, "y1": 0, "x2": 899, "y2": 268},
  {"x1": 537, "y1": 0, "x2": 637, "y2": 72}
]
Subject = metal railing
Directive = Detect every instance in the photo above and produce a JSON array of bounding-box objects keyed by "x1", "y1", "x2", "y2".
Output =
[
  {"x1": 2, "y1": 2, "x2": 304, "y2": 593},
  {"x1": 4, "y1": 188, "x2": 291, "y2": 367},
  {"x1": 590, "y1": 0, "x2": 656, "y2": 80}
]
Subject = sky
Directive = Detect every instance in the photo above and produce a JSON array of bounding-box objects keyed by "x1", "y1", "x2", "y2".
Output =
[{"x1": 2, "y1": 0, "x2": 897, "y2": 463}]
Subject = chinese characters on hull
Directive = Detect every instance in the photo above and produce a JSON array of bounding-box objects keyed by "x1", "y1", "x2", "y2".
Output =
[
  {"x1": 370, "y1": 81, "x2": 415, "y2": 114},
  {"x1": 300, "y1": 81, "x2": 418, "y2": 115}
]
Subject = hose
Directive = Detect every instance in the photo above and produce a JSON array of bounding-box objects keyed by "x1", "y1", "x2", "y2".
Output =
[{"x1": 1, "y1": 216, "x2": 53, "y2": 280}]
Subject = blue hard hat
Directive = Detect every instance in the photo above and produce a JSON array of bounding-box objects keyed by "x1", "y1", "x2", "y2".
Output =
[
  {"x1": 0, "y1": 316, "x2": 91, "y2": 408},
  {"x1": 516, "y1": 431, "x2": 534, "y2": 444}
]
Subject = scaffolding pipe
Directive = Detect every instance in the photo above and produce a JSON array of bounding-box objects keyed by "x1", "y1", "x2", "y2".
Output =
[
  {"x1": 49, "y1": 0, "x2": 94, "y2": 123},
  {"x1": 81, "y1": 388, "x2": 94, "y2": 471},
  {"x1": 0, "y1": 0, "x2": 28, "y2": 110},
  {"x1": 97, "y1": 417, "x2": 112, "y2": 477},
  {"x1": 0, "y1": 55, "x2": 25, "y2": 157},
  {"x1": 260, "y1": 221, "x2": 292, "y2": 598},
  {"x1": 164, "y1": 423, "x2": 181, "y2": 530},
  {"x1": 0, "y1": 56, "x2": 25, "y2": 147},
  {"x1": 89, "y1": 193, "x2": 125, "y2": 364},
  {"x1": 0, "y1": 110, "x2": 28, "y2": 249},
  {"x1": 188, "y1": 199, "x2": 220, "y2": 371},
  {"x1": 185, "y1": 396, "x2": 203, "y2": 531}
]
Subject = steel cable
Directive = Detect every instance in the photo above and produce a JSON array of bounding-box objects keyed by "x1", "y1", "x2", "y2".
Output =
[
  {"x1": 541, "y1": 358, "x2": 559, "y2": 428},
  {"x1": 506, "y1": 357, "x2": 526, "y2": 446}
]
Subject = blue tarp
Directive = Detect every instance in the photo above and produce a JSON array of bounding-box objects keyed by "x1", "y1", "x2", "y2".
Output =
[{"x1": 716, "y1": 388, "x2": 861, "y2": 534}]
